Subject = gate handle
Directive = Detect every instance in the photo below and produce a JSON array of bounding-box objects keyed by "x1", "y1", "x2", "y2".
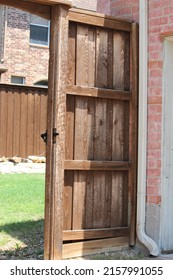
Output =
[
  {"x1": 41, "y1": 131, "x2": 47, "y2": 143},
  {"x1": 41, "y1": 129, "x2": 59, "y2": 144}
]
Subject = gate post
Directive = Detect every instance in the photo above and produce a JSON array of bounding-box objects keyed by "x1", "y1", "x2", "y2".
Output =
[{"x1": 44, "y1": 2, "x2": 72, "y2": 260}]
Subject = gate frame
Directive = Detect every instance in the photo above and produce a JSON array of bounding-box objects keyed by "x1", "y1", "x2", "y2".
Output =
[{"x1": 0, "y1": 0, "x2": 138, "y2": 260}]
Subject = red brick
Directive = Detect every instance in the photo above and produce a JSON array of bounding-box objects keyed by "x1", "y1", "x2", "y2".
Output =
[
  {"x1": 148, "y1": 96, "x2": 162, "y2": 104},
  {"x1": 147, "y1": 195, "x2": 162, "y2": 205},
  {"x1": 148, "y1": 60, "x2": 163, "y2": 69}
]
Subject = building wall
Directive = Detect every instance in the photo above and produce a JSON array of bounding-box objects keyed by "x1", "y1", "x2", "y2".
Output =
[
  {"x1": 73, "y1": 0, "x2": 97, "y2": 11},
  {"x1": 0, "y1": 1, "x2": 97, "y2": 85},
  {"x1": 0, "y1": 6, "x2": 6, "y2": 69},
  {"x1": 97, "y1": 0, "x2": 111, "y2": 14},
  {"x1": 0, "y1": 7, "x2": 49, "y2": 85}
]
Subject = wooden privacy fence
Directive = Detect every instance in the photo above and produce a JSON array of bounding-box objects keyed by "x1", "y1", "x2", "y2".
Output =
[
  {"x1": 44, "y1": 8, "x2": 138, "y2": 259},
  {"x1": 0, "y1": 84, "x2": 47, "y2": 158}
]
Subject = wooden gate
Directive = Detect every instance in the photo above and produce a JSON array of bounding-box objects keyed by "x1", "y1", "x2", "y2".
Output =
[{"x1": 44, "y1": 8, "x2": 138, "y2": 259}]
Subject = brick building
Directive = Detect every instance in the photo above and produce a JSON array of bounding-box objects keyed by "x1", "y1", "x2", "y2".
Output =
[
  {"x1": 0, "y1": 0, "x2": 97, "y2": 85},
  {"x1": 98, "y1": 0, "x2": 173, "y2": 255}
]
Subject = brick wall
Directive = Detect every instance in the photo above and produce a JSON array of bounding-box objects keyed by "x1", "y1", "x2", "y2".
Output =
[
  {"x1": 110, "y1": 0, "x2": 139, "y2": 21},
  {"x1": 147, "y1": 0, "x2": 173, "y2": 204},
  {"x1": 97, "y1": 0, "x2": 111, "y2": 14},
  {"x1": 1, "y1": 7, "x2": 49, "y2": 85},
  {"x1": 72, "y1": 0, "x2": 97, "y2": 11},
  {"x1": 0, "y1": 6, "x2": 5, "y2": 63}
]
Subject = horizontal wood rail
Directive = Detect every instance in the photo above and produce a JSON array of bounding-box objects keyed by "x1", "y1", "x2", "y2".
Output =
[
  {"x1": 69, "y1": 9, "x2": 132, "y2": 31},
  {"x1": 66, "y1": 85, "x2": 132, "y2": 100},
  {"x1": 63, "y1": 227, "x2": 129, "y2": 241},
  {"x1": 64, "y1": 160, "x2": 131, "y2": 170},
  {"x1": 62, "y1": 237, "x2": 129, "y2": 259}
]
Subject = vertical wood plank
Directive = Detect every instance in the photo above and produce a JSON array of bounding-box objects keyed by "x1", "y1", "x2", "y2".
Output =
[
  {"x1": 122, "y1": 171, "x2": 129, "y2": 227},
  {"x1": 19, "y1": 90, "x2": 28, "y2": 158},
  {"x1": 0, "y1": 88, "x2": 7, "y2": 156},
  {"x1": 40, "y1": 92, "x2": 47, "y2": 156},
  {"x1": 65, "y1": 95, "x2": 75, "y2": 160},
  {"x1": 73, "y1": 171, "x2": 86, "y2": 229},
  {"x1": 85, "y1": 171, "x2": 94, "y2": 228},
  {"x1": 74, "y1": 96, "x2": 88, "y2": 160},
  {"x1": 95, "y1": 27, "x2": 108, "y2": 88},
  {"x1": 124, "y1": 32, "x2": 130, "y2": 91},
  {"x1": 76, "y1": 24, "x2": 96, "y2": 87},
  {"x1": 87, "y1": 97, "x2": 95, "y2": 160},
  {"x1": 104, "y1": 171, "x2": 112, "y2": 227},
  {"x1": 33, "y1": 91, "x2": 41, "y2": 155},
  {"x1": 111, "y1": 172, "x2": 123, "y2": 227},
  {"x1": 129, "y1": 23, "x2": 139, "y2": 246},
  {"x1": 26, "y1": 91, "x2": 34, "y2": 156},
  {"x1": 67, "y1": 22, "x2": 76, "y2": 85},
  {"x1": 63, "y1": 171, "x2": 73, "y2": 230},
  {"x1": 93, "y1": 171, "x2": 106, "y2": 228},
  {"x1": 113, "y1": 31, "x2": 125, "y2": 90},
  {"x1": 44, "y1": 4, "x2": 70, "y2": 260},
  {"x1": 6, "y1": 88, "x2": 14, "y2": 157},
  {"x1": 94, "y1": 98, "x2": 107, "y2": 160},
  {"x1": 13, "y1": 89, "x2": 21, "y2": 156},
  {"x1": 112, "y1": 100, "x2": 124, "y2": 161}
]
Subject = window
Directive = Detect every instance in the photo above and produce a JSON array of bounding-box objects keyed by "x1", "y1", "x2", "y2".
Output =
[
  {"x1": 30, "y1": 14, "x2": 50, "y2": 46},
  {"x1": 34, "y1": 79, "x2": 48, "y2": 88},
  {"x1": 11, "y1": 76, "x2": 25, "y2": 85}
]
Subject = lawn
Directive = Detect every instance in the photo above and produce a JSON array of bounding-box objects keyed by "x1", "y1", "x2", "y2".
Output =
[{"x1": 0, "y1": 174, "x2": 45, "y2": 259}]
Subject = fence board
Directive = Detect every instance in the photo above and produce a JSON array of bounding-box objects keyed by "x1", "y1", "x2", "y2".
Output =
[{"x1": 0, "y1": 84, "x2": 47, "y2": 158}]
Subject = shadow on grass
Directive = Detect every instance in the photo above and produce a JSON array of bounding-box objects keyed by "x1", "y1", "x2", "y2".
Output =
[{"x1": 0, "y1": 219, "x2": 44, "y2": 260}]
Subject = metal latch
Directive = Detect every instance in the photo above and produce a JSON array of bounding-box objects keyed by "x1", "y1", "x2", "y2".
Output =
[{"x1": 41, "y1": 129, "x2": 59, "y2": 144}]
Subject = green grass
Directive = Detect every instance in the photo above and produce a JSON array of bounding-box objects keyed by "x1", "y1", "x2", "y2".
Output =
[
  {"x1": 0, "y1": 174, "x2": 45, "y2": 258},
  {"x1": 0, "y1": 174, "x2": 45, "y2": 225}
]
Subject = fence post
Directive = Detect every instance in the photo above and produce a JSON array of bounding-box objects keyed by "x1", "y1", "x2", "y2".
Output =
[{"x1": 44, "y1": 2, "x2": 71, "y2": 260}]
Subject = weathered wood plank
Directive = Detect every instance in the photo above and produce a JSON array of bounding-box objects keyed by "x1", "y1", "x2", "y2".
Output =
[
  {"x1": 63, "y1": 227, "x2": 129, "y2": 240},
  {"x1": 66, "y1": 85, "x2": 132, "y2": 100},
  {"x1": 72, "y1": 171, "x2": 86, "y2": 229},
  {"x1": 112, "y1": 101, "x2": 125, "y2": 161},
  {"x1": 13, "y1": 88, "x2": 21, "y2": 156},
  {"x1": 87, "y1": 98, "x2": 95, "y2": 160},
  {"x1": 44, "y1": 4, "x2": 70, "y2": 260},
  {"x1": 76, "y1": 25, "x2": 96, "y2": 87},
  {"x1": 85, "y1": 171, "x2": 94, "y2": 228},
  {"x1": 65, "y1": 95, "x2": 75, "y2": 160},
  {"x1": 69, "y1": 10, "x2": 132, "y2": 31},
  {"x1": 63, "y1": 237, "x2": 129, "y2": 259},
  {"x1": 63, "y1": 171, "x2": 73, "y2": 230},
  {"x1": 111, "y1": 172, "x2": 123, "y2": 227},
  {"x1": 94, "y1": 98, "x2": 107, "y2": 160},
  {"x1": 6, "y1": 88, "x2": 14, "y2": 157},
  {"x1": 26, "y1": 90, "x2": 35, "y2": 155},
  {"x1": 67, "y1": 22, "x2": 76, "y2": 85},
  {"x1": 93, "y1": 171, "x2": 106, "y2": 228},
  {"x1": 64, "y1": 160, "x2": 131, "y2": 170},
  {"x1": 33, "y1": 91, "x2": 41, "y2": 155},
  {"x1": 95, "y1": 28, "x2": 108, "y2": 88},
  {"x1": 74, "y1": 96, "x2": 88, "y2": 160},
  {"x1": 0, "y1": 88, "x2": 7, "y2": 156},
  {"x1": 40, "y1": 92, "x2": 47, "y2": 156},
  {"x1": 129, "y1": 23, "x2": 139, "y2": 246},
  {"x1": 113, "y1": 32, "x2": 125, "y2": 90}
]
